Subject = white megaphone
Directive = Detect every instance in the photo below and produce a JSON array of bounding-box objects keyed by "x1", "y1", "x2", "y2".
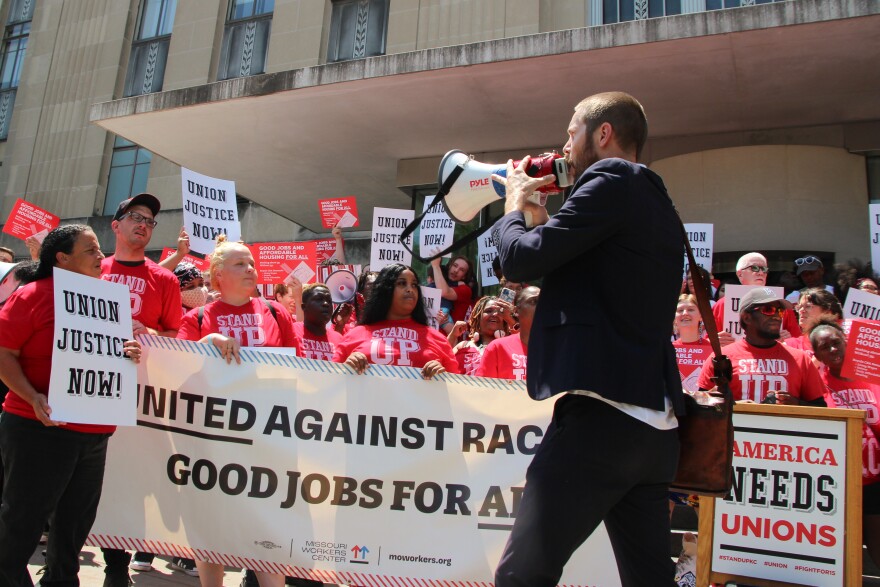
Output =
[
  {"x1": 0, "y1": 261, "x2": 20, "y2": 305},
  {"x1": 437, "y1": 150, "x2": 573, "y2": 223},
  {"x1": 325, "y1": 269, "x2": 358, "y2": 304}
]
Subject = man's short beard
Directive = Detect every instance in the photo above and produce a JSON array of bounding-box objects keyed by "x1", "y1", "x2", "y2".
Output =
[{"x1": 756, "y1": 326, "x2": 781, "y2": 340}]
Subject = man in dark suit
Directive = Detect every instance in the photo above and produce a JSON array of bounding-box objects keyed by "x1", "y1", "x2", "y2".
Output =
[{"x1": 492, "y1": 92, "x2": 685, "y2": 586}]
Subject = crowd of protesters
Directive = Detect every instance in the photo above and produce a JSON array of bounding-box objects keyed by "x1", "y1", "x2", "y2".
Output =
[
  {"x1": 5, "y1": 190, "x2": 880, "y2": 584},
  {"x1": 0, "y1": 195, "x2": 541, "y2": 587}
]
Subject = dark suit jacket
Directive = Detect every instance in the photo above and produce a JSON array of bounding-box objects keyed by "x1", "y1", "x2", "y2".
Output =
[{"x1": 494, "y1": 158, "x2": 685, "y2": 414}]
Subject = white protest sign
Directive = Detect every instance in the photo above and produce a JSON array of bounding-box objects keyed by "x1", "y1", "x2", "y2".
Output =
[
  {"x1": 90, "y1": 337, "x2": 621, "y2": 586},
  {"x1": 712, "y1": 412, "x2": 847, "y2": 586},
  {"x1": 870, "y1": 204, "x2": 880, "y2": 273},
  {"x1": 477, "y1": 231, "x2": 499, "y2": 287},
  {"x1": 48, "y1": 268, "x2": 136, "y2": 426},
  {"x1": 419, "y1": 196, "x2": 455, "y2": 259},
  {"x1": 842, "y1": 286, "x2": 880, "y2": 322},
  {"x1": 181, "y1": 167, "x2": 241, "y2": 254},
  {"x1": 370, "y1": 207, "x2": 414, "y2": 270},
  {"x1": 683, "y1": 223, "x2": 713, "y2": 278},
  {"x1": 420, "y1": 285, "x2": 442, "y2": 329},
  {"x1": 723, "y1": 285, "x2": 784, "y2": 340}
]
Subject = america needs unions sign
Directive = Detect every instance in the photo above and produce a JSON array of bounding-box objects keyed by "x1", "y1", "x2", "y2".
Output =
[{"x1": 88, "y1": 336, "x2": 620, "y2": 586}]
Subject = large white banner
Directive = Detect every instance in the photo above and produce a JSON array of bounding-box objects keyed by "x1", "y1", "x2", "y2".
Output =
[
  {"x1": 370, "y1": 207, "x2": 414, "y2": 270},
  {"x1": 181, "y1": 167, "x2": 241, "y2": 254},
  {"x1": 48, "y1": 268, "x2": 136, "y2": 425},
  {"x1": 723, "y1": 285, "x2": 785, "y2": 340},
  {"x1": 713, "y1": 413, "x2": 847, "y2": 586},
  {"x1": 89, "y1": 337, "x2": 620, "y2": 586}
]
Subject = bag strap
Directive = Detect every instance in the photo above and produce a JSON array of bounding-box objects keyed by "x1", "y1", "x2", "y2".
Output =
[
  {"x1": 396, "y1": 163, "x2": 499, "y2": 263},
  {"x1": 260, "y1": 297, "x2": 278, "y2": 324}
]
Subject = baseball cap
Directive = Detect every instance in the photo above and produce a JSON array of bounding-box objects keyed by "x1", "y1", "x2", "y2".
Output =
[
  {"x1": 113, "y1": 193, "x2": 160, "y2": 221},
  {"x1": 739, "y1": 287, "x2": 792, "y2": 314},
  {"x1": 795, "y1": 255, "x2": 823, "y2": 276}
]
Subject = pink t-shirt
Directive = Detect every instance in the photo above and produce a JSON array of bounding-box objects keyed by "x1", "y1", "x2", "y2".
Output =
[
  {"x1": 821, "y1": 368, "x2": 880, "y2": 485},
  {"x1": 178, "y1": 298, "x2": 300, "y2": 352},
  {"x1": 293, "y1": 321, "x2": 342, "y2": 361},
  {"x1": 697, "y1": 339, "x2": 825, "y2": 403},
  {"x1": 332, "y1": 318, "x2": 459, "y2": 373},
  {"x1": 476, "y1": 333, "x2": 528, "y2": 381},
  {"x1": 101, "y1": 257, "x2": 182, "y2": 333},
  {"x1": 0, "y1": 278, "x2": 115, "y2": 434},
  {"x1": 672, "y1": 338, "x2": 713, "y2": 392}
]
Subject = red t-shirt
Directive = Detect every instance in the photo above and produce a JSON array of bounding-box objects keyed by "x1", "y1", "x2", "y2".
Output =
[
  {"x1": 454, "y1": 343, "x2": 483, "y2": 376},
  {"x1": 101, "y1": 257, "x2": 182, "y2": 333},
  {"x1": 821, "y1": 369, "x2": 880, "y2": 485},
  {"x1": 332, "y1": 318, "x2": 459, "y2": 373},
  {"x1": 713, "y1": 296, "x2": 802, "y2": 339},
  {"x1": 476, "y1": 333, "x2": 528, "y2": 381},
  {"x1": 178, "y1": 299, "x2": 300, "y2": 352},
  {"x1": 0, "y1": 278, "x2": 114, "y2": 434},
  {"x1": 450, "y1": 283, "x2": 472, "y2": 323},
  {"x1": 697, "y1": 338, "x2": 825, "y2": 403},
  {"x1": 783, "y1": 334, "x2": 812, "y2": 354},
  {"x1": 672, "y1": 338, "x2": 713, "y2": 392},
  {"x1": 292, "y1": 321, "x2": 342, "y2": 361}
]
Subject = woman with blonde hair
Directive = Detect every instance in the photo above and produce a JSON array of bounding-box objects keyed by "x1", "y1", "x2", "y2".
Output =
[{"x1": 177, "y1": 235, "x2": 299, "y2": 587}]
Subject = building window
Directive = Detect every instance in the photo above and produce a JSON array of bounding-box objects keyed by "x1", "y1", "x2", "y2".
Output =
[
  {"x1": 123, "y1": 0, "x2": 177, "y2": 97},
  {"x1": 217, "y1": 0, "x2": 274, "y2": 80},
  {"x1": 0, "y1": 0, "x2": 34, "y2": 140},
  {"x1": 600, "y1": 0, "x2": 782, "y2": 24},
  {"x1": 104, "y1": 137, "x2": 152, "y2": 215},
  {"x1": 327, "y1": 0, "x2": 388, "y2": 63}
]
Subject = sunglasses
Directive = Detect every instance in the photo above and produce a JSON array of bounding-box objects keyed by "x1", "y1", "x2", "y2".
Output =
[
  {"x1": 795, "y1": 256, "x2": 821, "y2": 267},
  {"x1": 743, "y1": 265, "x2": 769, "y2": 274},
  {"x1": 750, "y1": 305, "x2": 784, "y2": 317}
]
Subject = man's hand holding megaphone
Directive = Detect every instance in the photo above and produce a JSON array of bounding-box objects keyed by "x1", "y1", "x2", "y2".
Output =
[{"x1": 492, "y1": 156, "x2": 557, "y2": 227}]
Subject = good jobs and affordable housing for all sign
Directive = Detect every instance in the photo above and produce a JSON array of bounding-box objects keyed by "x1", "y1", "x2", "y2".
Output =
[{"x1": 89, "y1": 337, "x2": 620, "y2": 586}]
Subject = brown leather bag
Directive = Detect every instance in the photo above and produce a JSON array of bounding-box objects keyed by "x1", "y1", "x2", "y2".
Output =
[{"x1": 669, "y1": 221, "x2": 735, "y2": 497}]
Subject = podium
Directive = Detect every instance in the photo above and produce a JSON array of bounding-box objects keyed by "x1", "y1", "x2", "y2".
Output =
[{"x1": 698, "y1": 404, "x2": 865, "y2": 587}]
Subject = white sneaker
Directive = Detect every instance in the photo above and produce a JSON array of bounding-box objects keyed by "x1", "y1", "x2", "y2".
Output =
[
  {"x1": 171, "y1": 557, "x2": 199, "y2": 577},
  {"x1": 128, "y1": 560, "x2": 153, "y2": 572}
]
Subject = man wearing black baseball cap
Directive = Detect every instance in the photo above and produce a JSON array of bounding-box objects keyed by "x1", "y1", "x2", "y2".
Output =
[
  {"x1": 786, "y1": 254, "x2": 834, "y2": 303},
  {"x1": 99, "y1": 193, "x2": 182, "y2": 585},
  {"x1": 698, "y1": 287, "x2": 826, "y2": 406}
]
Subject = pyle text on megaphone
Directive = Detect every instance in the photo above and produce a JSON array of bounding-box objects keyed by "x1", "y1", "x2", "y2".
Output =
[{"x1": 437, "y1": 150, "x2": 573, "y2": 224}]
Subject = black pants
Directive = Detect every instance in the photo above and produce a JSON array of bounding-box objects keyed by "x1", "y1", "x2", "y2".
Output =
[
  {"x1": 495, "y1": 394, "x2": 679, "y2": 587},
  {"x1": 0, "y1": 412, "x2": 110, "y2": 587}
]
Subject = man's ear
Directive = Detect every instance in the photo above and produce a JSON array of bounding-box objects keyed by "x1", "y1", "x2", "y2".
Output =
[{"x1": 596, "y1": 122, "x2": 614, "y2": 148}]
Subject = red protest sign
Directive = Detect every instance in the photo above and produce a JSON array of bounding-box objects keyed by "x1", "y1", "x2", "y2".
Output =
[
  {"x1": 159, "y1": 248, "x2": 209, "y2": 272},
  {"x1": 318, "y1": 197, "x2": 359, "y2": 229},
  {"x1": 841, "y1": 319, "x2": 880, "y2": 384},
  {"x1": 3, "y1": 198, "x2": 60, "y2": 241},
  {"x1": 252, "y1": 241, "x2": 318, "y2": 285},
  {"x1": 314, "y1": 238, "x2": 337, "y2": 264}
]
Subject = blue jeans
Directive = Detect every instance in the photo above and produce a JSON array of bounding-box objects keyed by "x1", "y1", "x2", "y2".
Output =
[{"x1": 0, "y1": 412, "x2": 110, "y2": 587}]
